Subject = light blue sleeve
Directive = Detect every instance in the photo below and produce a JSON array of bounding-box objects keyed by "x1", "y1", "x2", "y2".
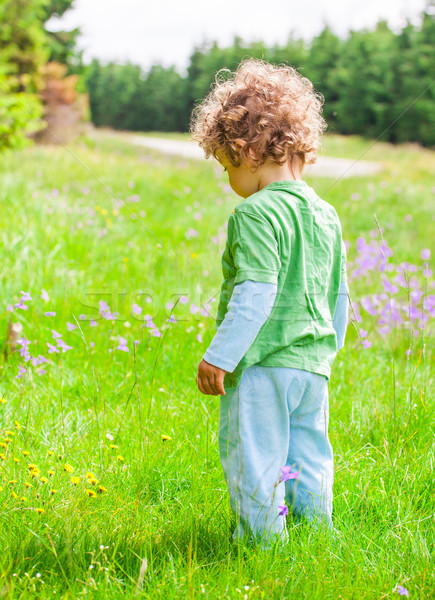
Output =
[
  {"x1": 333, "y1": 280, "x2": 349, "y2": 351},
  {"x1": 203, "y1": 280, "x2": 278, "y2": 372}
]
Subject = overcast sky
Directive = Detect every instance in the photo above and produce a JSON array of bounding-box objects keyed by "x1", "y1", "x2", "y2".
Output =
[{"x1": 47, "y1": 0, "x2": 429, "y2": 75}]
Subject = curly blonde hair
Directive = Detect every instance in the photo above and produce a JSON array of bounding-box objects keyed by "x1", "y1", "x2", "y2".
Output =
[{"x1": 189, "y1": 57, "x2": 327, "y2": 169}]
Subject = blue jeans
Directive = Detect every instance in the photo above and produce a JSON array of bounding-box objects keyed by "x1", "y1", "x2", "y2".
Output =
[{"x1": 219, "y1": 364, "x2": 333, "y2": 545}]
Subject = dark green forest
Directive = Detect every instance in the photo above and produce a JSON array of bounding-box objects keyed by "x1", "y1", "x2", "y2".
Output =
[{"x1": 84, "y1": 11, "x2": 435, "y2": 146}]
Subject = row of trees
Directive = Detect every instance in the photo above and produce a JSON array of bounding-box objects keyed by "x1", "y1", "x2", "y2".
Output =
[
  {"x1": 0, "y1": 2, "x2": 434, "y2": 149},
  {"x1": 86, "y1": 10, "x2": 435, "y2": 146}
]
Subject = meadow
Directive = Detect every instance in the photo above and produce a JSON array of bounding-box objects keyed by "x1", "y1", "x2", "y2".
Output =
[{"x1": 0, "y1": 129, "x2": 433, "y2": 599}]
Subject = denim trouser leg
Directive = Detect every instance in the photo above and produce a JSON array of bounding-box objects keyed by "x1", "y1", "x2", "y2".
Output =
[
  {"x1": 218, "y1": 364, "x2": 333, "y2": 544},
  {"x1": 285, "y1": 373, "x2": 333, "y2": 528}
]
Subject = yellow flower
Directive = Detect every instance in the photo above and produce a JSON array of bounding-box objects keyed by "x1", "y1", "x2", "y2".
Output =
[
  {"x1": 12, "y1": 491, "x2": 19, "y2": 499},
  {"x1": 109, "y1": 444, "x2": 118, "y2": 450},
  {"x1": 24, "y1": 482, "x2": 32, "y2": 488},
  {"x1": 13, "y1": 457, "x2": 20, "y2": 463},
  {"x1": 0, "y1": 454, "x2": 5, "y2": 461},
  {"x1": 20, "y1": 497, "x2": 27, "y2": 502},
  {"x1": 5, "y1": 431, "x2": 14, "y2": 436},
  {"x1": 48, "y1": 450, "x2": 55, "y2": 456},
  {"x1": 30, "y1": 469, "x2": 40, "y2": 478},
  {"x1": 0, "y1": 486, "x2": 2, "y2": 492},
  {"x1": 4, "y1": 438, "x2": 12, "y2": 444},
  {"x1": 86, "y1": 472, "x2": 96, "y2": 479},
  {"x1": 64, "y1": 464, "x2": 74, "y2": 473},
  {"x1": 50, "y1": 489, "x2": 57, "y2": 495},
  {"x1": 0, "y1": 398, "x2": 6, "y2": 404},
  {"x1": 70, "y1": 476, "x2": 80, "y2": 486},
  {"x1": 40, "y1": 477, "x2": 48, "y2": 484},
  {"x1": 9, "y1": 480, "x2": 17, "y2": 485},
  {"x1": 15, "y1": 421, "x2": 21, "y2": 430},
  {"x1": 116, "y1": 455, "x2": 124, "y2": 462},
  {"x1": 85, "y1": 489, "x2": 97, "y2": 498},
  {"x1": 97, "y1": 485, "x2": 107, "y2": 493},
  {"x1": 88, "y1": 478, "x2": 98, "y2": 486},
  {"x1": 0, "y1": 443, "x2": 7, "y2": 449},
  {"x1": 191, "y1": 252, "x2": 198, "y2": 259},
  {"x1": 101, "y1": 208, "x2": 108, "y2": 216},
  {"x1": 22, "y1": 450, "x2": 30, "y2": 456},
  {"x1": 161, "y1": 435, "x2": 172, "y2": 442},
  {"x1": 36, "y1": 508, "x2": 45, "y2": 514},
  {"x1": 48, "y1": 469, "x2": 55, "y2": 476},
  {"x1": 28, "y1": 464, "x2": 38, "y2": 470}
]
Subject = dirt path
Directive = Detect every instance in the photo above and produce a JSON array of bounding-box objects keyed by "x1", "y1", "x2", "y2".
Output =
[{"x1": 118, "y1": 132, "x2": 383, "y2": 179}]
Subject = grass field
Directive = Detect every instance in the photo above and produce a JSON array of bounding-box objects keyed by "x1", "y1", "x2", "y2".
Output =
[{"x1": 0, "y1": 130, "x2": 433, "y2": 599}]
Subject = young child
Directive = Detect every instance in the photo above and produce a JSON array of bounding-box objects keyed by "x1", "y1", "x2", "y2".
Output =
[{"x1": 189, "y1": 58, "x2": 349, "y2": 545}]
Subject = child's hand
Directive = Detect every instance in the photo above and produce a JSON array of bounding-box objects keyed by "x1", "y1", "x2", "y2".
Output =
[{"x1": 196, "y1": 359, "x2": 226, "y2": 396}]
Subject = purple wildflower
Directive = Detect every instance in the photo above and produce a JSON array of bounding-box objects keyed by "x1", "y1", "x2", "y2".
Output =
[
  {"x1": 47, "y1": 343, "x2": 60, "y2": 354},
  {"x1": 279, "y1": 466, "x2": 300, "y2": 482},
  {"x1": 360, "y1": 296, "x2": 378, "y2": 316},
  {"x1": 185, "y1": 227, "x2": 198, "y2": 239},
  {"x1": 152, "y1": 329, "x2": 162, "y2": 338},
  {"x1": 44, "y1": 311, "x2": 56, "y2": 317},
  {"x1": 14, "y1": 300, "x2": 28, "y2": 310},
  {"x1": 7, "y1": 304, "x2": 14, "y2": 312},
  {"x1": 131, "y1": 303, "x2": 142, "y2": 315},
  {"x1": 90, "y1": 319, "x2": 98, "y2": 327},
  {"x1": 405, "y1": 349, "x2": 412, "y2": 356},
  {"x1": 38, "y1": 369, "x2": 47, "y2": 376},
  {"x1": 16, "y1": 366, "x2": 27, "y2": 378},
  {"x1": 99, "y1": 301, "x2": 110, "y2": 312},
  {"x1": 116, "y1": 337, "x2": 129, "y2": 352},
  {"x1": 56, "y1": 339, "x2": 73, "y2": 353},
  {"x1": 66, "y1": 322, "x2": 77, "y2": 331},
  {"x1": 17, "y1": 337, "x2": 31, "y2": 349},
  {"x1": 20, "y1": 291, "x2": 32, "y2": 301},
  {"x1": 190, "y1": 304, "x2": 200, "y2": 314},
  {"x1": 421, "y1": 249, "x2": 431, "y2": 260},
  {"x1": 362, "y1": 339, "x2": 372, "y2": 349},
  {"x1": 278, "y1": 504, "x2": 289, "y2": 517},
  {"x1": 396, "y1": 586, "x2": 409, "y2": 597},
  {"x1": 179, "y1": 295, "x2": 189, "y2": 304},
  {"x1": 382, "y1": 278, "x2": 399, "y2": 294},
  {"x1": 168, "y1": 315, "x2": 177, "y2": 323},
  {"x1": 41, "y1": 289, "x2": 49, "y2": 301},
  {"x1": 51, "y1": 330, "x2": 62, "y2": 339}
]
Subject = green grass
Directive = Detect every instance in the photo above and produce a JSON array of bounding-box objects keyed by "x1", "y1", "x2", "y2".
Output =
[{"x1": 0, "y1": 131, "x2": 433, "y2": 599}]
